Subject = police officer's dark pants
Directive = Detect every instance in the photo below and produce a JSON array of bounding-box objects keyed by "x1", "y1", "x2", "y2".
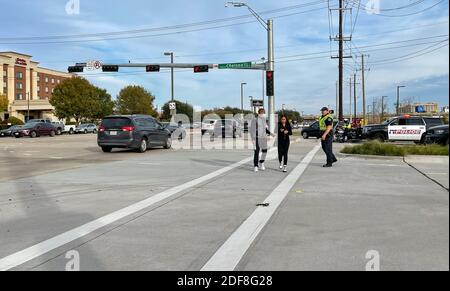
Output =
[
  {"x1": 278, "y1": 142, "x2": 290, "y2": 166},
  {"x1": 321, "y1": 134, "x2": 336, "y2": 165},
  {"x1": 254, "y1": 138, "x2": 268, "y2": 167}
]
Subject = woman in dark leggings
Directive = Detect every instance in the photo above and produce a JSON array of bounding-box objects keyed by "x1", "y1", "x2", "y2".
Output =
[{"x1": 278, "y1": 115, "x2": 293, "y2": 172}]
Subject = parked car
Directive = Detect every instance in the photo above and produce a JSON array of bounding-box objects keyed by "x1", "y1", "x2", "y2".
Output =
[
  {"x1": 212, "y1": 119, "x2": 242, "y2": 138},
  {"x1": 0, "y1": 125, "x2": 22, "y2": 137},
  {"x1": 98, "y1": 115, "x2": 172, "y2": 153},
  {"x1": 362, "y1": 115, "x2": 443, "y2": 143},
  {"x1": 301, "y1": 120, "x2": 339, "y2": 139},
  {"x1": 424, "y1": 124, "x2": 449, "y2": 145},
  {"x1": 75, "y1": 124, "x2": 98, "y2": 134},
  {"x1": 14, "y1": 122, "x2": 57, "y2": 138},
  {"x1": 161, "y1": 122, "x2": 186, "y2": 140},
  {"x1": 202, "y1": 119, "x2": 219, "y2": 135},
  {"x1": 63, "y1": 124, "x2": 77, "y2": 135},
  {"x1": 26, "y1": 119, "x2": 64, "y2": 135}
]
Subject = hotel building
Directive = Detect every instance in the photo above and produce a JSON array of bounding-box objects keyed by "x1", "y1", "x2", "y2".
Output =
[{"x1": 0, "y1": 51, "x2": 73, "y2": 121}]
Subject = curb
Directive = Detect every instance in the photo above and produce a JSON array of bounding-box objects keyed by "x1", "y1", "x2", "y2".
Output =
[{"x1": 337, "y1": 152, "x2": 404, "y2": 161}]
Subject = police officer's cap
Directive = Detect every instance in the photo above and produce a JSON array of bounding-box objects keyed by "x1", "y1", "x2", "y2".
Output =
[{"x1": 320, "y1": 107, "x2": 329, "y2": 112}]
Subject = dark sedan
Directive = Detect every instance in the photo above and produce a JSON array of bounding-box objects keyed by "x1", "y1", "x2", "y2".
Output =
[
  {"x1": 161, "y1": 122, "x2": 187, "y2": 140},
  {"x1": 14, "y1": 122, "x2": 57, "y2": 138},
  {"x1": 0, "y1": 125, "x2": 22, "y2": 137},
  {"x1": 301, "y1": 121, "x2": 338, "y2": 139},
  {"x1": 425, "y1": 124, "x2": 449, "y2": 145}
]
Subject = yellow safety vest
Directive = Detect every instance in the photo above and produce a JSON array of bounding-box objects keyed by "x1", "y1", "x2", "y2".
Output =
[{"x1": 319, "y1": 114, "x2": 333, "y2": 131}]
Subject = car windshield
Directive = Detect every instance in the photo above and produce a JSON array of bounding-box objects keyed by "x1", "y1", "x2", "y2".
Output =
[
  {"x1": 382, "y1": 119, "x2": 394, "y2": 125},
  {"x1": 424, "y1": 118, "x2": 443, "y2": 127},
  {"x1": 101, "y1": 117, "x2": 132, "y2": 129}
]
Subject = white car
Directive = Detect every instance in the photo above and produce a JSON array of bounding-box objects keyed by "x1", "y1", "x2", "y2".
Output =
[{"x1": 201, "y1": 119, "x2": 219, "y2": 135}]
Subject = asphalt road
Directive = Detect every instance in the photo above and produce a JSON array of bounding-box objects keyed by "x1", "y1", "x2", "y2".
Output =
[{"x1": 0, "y1": 133, "x2": 448, "y2": 271}]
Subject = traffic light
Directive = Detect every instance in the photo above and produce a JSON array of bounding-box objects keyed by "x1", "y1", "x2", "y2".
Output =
[
  {"x1": 194, "y1": 65, "x2": 209, "y2": 73},
  {"x1": 266, "y1": 71, "x2": 274, "y2": 96},
  {"x1": 102, "y1": 65, "x2": 119, "y2": 72},
  {"x1": 68, "y1": 66, "x2": 84, "y2": 73},
  {"x1": 146, "y1": 65, "x2": 160, "y2": 72}
]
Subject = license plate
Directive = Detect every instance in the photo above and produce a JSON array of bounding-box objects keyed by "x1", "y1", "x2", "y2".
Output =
[{"x1": 109, "y1": 131, "x2": 117, "y2": 136}]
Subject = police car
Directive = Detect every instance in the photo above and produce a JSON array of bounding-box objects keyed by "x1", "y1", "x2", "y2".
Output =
[{"x1": 362, "y1": 115, "x2": 443, "y2": 143}]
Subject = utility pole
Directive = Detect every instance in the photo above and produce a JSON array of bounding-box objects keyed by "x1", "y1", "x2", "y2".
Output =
[
  {"x1": 359, "y1": 54, "x2": 369, "y2": 125},
  {"x1": 240, "y1": 82, "x2": 247, "y2": 117},
  {"x1": 349, "y1": 77, "x2": 353, "y2": 122},
  {"x1": 164, "y1": 52, "x2": 176, "y2": 117},
  {"x1": 396, "y1": 85, "x2": 406, "y2": 115},
  {"x1": 373, "y1": 98, "x2": 377, "y2": 124},
  {"x1": 261, "y1": 57, "x2": 266, "y2": 110},
  {"x1": 331, "y1": 0, "x2": 352, "y2": 121},
  {"x1": 381, "y1": 96, "x2": 388, "y2": 122},
  {"x1": 353, "y1": 73, "x2": 357, "y2": 119},
  {"x1": 267, "y1": 19, "x2": 275, "y2": 131},
  {"x1": 338, "y1": 0, "x2": 344, "y2": 121},
  {"x1": 226, "y1": 2, "x2": 275, "y2": 131}
]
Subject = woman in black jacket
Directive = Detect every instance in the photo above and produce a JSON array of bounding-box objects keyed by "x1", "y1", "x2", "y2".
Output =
[{"x1": 278, "y1": 115, "x2": 293, "y2": 172}]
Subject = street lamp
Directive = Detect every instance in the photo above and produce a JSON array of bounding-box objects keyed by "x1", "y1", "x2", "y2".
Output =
[
  {"x1": 240, "y1": 82, "x2": 247, "y2": 116},
  {"x1": 226, "y1": 2, "x2": 275, "y2": 131},
  {"x1": 396, "y1": 85, "x2": 406, "y2": 115},
  {"x1": 164, "y1": 52, "x2": 175, "y2": 102},
  {"x1": 261, "y1": 57, "x2": 266, "y2": 109}
]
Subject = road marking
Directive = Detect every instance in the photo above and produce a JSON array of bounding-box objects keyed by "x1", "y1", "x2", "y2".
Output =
[
  {"x1": 137, "y1": 162, "x2": 162, "y2": 166},
  {"x1": 424, "y1": 173, "x2": 448, "y2": 175},
  {"x1": 0, "y1": 150, "x2": 276, "y2": 271},
  {"x1": 201, "y1": 143, "x2": 321, "y2": 271}
]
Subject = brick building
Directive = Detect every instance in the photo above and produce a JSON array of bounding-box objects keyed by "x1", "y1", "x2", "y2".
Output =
[{"x1": 0, "y1": 51, "x2": 73, "y2": 121}]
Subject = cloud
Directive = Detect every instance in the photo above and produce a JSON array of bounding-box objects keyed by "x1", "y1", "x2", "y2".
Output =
[{"x1": 0, "y1": 0, "x2": 448, "y2": 113}]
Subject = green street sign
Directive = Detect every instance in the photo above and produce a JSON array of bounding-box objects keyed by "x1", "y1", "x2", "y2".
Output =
[{"x1": 218, "y1": 62, "x2": 252, "y2": 69}]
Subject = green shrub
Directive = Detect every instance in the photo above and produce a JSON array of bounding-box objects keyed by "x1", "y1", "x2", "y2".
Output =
[
  {"x1": 341, "y1": 141, "x2": 449, "y2": 156},
  {"x1": 6, "y1": 116, "x2": 24, "y2": 125}
]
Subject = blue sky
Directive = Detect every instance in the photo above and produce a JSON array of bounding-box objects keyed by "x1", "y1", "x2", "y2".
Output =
[{"x1": 0, "y1": 0, "x2": 448, "y2": 114}]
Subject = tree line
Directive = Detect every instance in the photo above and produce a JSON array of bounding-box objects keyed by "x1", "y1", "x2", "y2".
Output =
[{"x1": 50, "y1": 77, "x2": 303, "y2": 124}]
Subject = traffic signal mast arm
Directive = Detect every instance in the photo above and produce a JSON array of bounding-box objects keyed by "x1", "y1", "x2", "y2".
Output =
[{"x1": 70, "y1": 62, "x2": 267, "y2": 72}]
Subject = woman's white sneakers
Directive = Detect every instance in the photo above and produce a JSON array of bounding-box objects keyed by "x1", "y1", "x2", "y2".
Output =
[
  {"x1": 253, "y1": 163, "x2": 287, "y2": 172},
  {"x1": 259, "y1": 162, "x2": 266, "y2": 171}
]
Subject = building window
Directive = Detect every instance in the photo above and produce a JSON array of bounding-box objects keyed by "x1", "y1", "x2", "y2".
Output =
[
  {"x1": 57, "y1": 79, "x2": 60, "y2": 84},
  {"x1": 16, "y1": 82, "x2": 23, "y2": 90},
  {"x1": 16, "y1": 72, "x2": 23, "y2": 79},
  {"x1": 45, "y1": 77, "x2": 49, "y2": 83},
  {"x1": 3, "y1": 82, "x2": 6, "y2": 88},
  {"x1": 16, "y1": 93, "x2": 23, "y2": 100},
  {"x1": 37, "y1": 75, "x2": 40, "y2": 82},
  {"x1": 51, "y1": 78, "x2": 55, "y2": 84},
  {"x1": 51, "y1": 88, "x2": 54, "y2": 93},
  {"x1": 45, "y1": 87, "x2": 49, "y2": 93},
  {"x1": 37, "y1": 86, "x2": 40, "y2": 93},
  {"x1": 3, "y1": 71, "x2": 6, "y2": 77}
]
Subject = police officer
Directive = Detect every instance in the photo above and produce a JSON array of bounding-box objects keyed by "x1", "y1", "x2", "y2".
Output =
[{"x1": 319, "y1": 107, "x2": 337, "y2": 167}]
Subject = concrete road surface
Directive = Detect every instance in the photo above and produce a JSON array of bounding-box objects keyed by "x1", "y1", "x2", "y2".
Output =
[{"x1": 0, "y1": 134, "x2": 448, "y2": 271}]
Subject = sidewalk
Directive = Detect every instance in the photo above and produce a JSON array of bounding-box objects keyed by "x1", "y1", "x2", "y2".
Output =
[{"x1": 238, "y1": 143, "x2": 449, "y2": 271}]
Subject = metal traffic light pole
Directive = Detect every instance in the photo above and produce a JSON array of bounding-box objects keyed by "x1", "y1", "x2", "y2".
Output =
[{"x1": 226, "y1": 2, "x2": 275, "y2": 132}]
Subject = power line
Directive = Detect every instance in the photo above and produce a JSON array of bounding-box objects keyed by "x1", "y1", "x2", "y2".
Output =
[{"x1": 0, "y1": 2, "x2": 331, "y2": 45}]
